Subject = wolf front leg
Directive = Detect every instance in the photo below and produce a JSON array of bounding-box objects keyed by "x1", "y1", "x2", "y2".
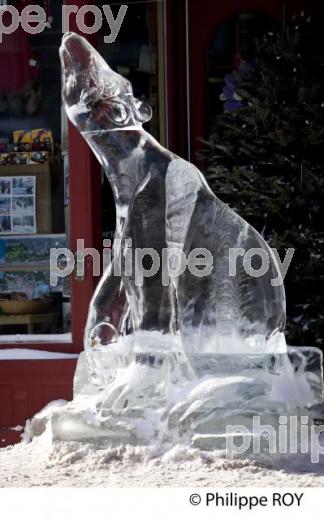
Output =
[{"x1": 84, "y1": 259, "x2": 129, "y2": 349}]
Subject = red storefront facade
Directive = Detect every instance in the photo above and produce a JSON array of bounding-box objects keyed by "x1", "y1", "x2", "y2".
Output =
[{"x1": 0, "y1": 0, "x2": 315, "y2": 445}]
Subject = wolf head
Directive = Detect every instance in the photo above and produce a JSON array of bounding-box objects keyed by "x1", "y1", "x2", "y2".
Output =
[{"x1": 59, "y1": 33, "x2": 152, "y2": 133}]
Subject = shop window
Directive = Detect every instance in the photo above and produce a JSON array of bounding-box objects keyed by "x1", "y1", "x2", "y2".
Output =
[{"x1": 0, "y1": 2, "x2": 70, "y2": 339}]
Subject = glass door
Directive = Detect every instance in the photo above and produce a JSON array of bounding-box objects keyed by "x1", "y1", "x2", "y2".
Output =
[{"x1": 97, "y1": 0, "x2": 167, "y2": 242}]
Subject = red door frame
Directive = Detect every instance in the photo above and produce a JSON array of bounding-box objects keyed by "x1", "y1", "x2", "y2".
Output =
[{"x1": 0, "y1": 1, "x2": 101, "y2": 354}]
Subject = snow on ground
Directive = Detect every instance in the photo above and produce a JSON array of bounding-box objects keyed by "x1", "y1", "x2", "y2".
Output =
[
  {"x1": 1, "y1": 435, "x2": 324, "y2": 487},
  {"x1": 0, "y1": 333, "x2": 72, "y2": 345},
  {"x1": 0, "y1": 348, "x2": 77, "y2": 360}
]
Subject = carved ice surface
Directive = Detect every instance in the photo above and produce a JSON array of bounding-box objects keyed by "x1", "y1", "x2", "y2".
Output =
[
  {"x1": 60, "y1": 33, "x2": 285, "y2": 354},
  {"x1": 54, "y1": 33, "x2": 324, "y2": 450}
]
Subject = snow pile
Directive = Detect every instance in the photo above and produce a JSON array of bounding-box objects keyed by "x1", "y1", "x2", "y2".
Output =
[
  {"x1": 1, "y1": 430, "x2": 324, "y2": 487},
  {"x1": 1, "y1": 402, "x2": 324, "y2": 488}
]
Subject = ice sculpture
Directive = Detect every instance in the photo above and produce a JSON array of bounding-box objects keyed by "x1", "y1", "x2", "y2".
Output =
[{"x1": 53, "y1": 33, "x2": 324, "y2": 450}]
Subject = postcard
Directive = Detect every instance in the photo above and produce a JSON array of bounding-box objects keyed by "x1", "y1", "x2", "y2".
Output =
[{"x1": 0, "y1": 176, "x2": 36, "y2": 234}]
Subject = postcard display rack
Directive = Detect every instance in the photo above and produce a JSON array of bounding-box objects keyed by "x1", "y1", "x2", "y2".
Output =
[{"x1": 0, "y1": 161, "x2": 67, "y2": 335}]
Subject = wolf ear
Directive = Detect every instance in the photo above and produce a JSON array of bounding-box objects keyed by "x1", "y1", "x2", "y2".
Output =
[{"x1": 134, "y1": 98, "x2": 152, "y2": 124}]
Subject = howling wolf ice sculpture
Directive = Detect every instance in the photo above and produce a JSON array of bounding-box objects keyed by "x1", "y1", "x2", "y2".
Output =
[
  {"x1": 55, "y1": 33, "x2": 323, "y2": 448},
  {"x1": 61, "y1": 32, "x2": 285, "y2": 354}
]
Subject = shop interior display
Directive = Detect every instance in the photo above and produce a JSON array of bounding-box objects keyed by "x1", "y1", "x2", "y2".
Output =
[{"x1": 0, "y1": 2, "x2": 69, "y2": 335}]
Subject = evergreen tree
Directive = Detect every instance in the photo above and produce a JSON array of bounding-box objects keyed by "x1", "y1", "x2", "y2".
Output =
[{"x1": 200, "y1": 14, "x2": 324, "y2": 348}]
